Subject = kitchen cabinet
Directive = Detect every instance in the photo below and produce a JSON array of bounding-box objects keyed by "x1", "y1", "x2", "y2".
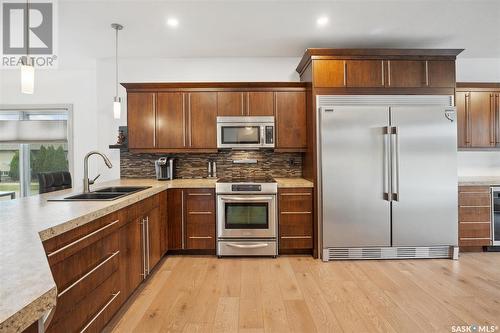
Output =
[
  {"x1": 346, "y1": 60, "x2": 384, "y2": 87},
  {"x1": 185, "y1": 189, "x2": 216, "y2": 250},
  {"x1": 313, "y1": 60, "x2": 345, "y2": 88},
  {"x1": 127, "y1": 92, "x2": 156, "y2": 149},
  {"x1": 456, "y1": 89, "x2": 500, "y2": 149},
  {"x1": 427, "y1": 60, "x2": 456, "y2": 88},
  {"x1": 167, "y1": 188, "x2": 216, "y2": 251},
  {"x1": 386, "y1": 60, "x2": 427, "y2": 87},
  {"x1": 157, "y1": 92, "x2": 185, "y2": 149},
  {"x1": 275, "y1": 91, "x2": 307, "y2": 150},
  {"x1": 188, "y1": 92, "x2": 217, "y2": 149},
  {"x1": 278, "y1": 188, "x2": 313, "y2": 253},
  {"x1": 217, "y1": 91, "x2": 274, "y2": 116},
  {"x1": 458, "y1": 186, "x2": 491, "y2": 249},
  {"x1": 160, "y1": 190, "x2": 168, "y2": 255},
  {"x1": 119, "y1": 216, "x2": 143, "y2": 301}
]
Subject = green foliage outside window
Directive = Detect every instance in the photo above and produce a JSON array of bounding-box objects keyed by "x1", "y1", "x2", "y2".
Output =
[{"x1": 8, "y1": 145, "x2": 68, "y2": 181}]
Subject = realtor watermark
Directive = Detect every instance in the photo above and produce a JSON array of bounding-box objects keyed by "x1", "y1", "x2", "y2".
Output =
[
  {"x1": 1, "y1": 0, "x2": 58, "y2": 68},
  {"x1": 451, "y1": 324, "x2": 499, "y2": 333}
]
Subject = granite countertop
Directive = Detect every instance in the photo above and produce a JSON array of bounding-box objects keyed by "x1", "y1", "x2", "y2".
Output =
[
  {"x1": 0, "y1": 176, "x2": 312, "y2": 332},
  {"x1": 458, "y1": 176, "x2": 500, "y2": 186}
]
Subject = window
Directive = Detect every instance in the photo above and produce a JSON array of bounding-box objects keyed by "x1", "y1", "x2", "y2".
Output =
[{"x1": 0, "y1": 106, "x2": 73, "y2": 199}]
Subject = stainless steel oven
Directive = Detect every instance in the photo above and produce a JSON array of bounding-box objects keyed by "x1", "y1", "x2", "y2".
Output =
[
  {"x1": 216, "y1": 116, "x2": 275, "y2": 149},
  {"x1": 216, "y1": 179, "x2": 278, "y2": 256}
]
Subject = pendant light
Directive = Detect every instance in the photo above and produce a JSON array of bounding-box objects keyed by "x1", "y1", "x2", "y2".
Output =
[
  {"x1": 111, "y1": 23, "x2": 124, "y2": 119},
  {"x1": 21, "y1": 0, "x2": 34, "y2": 94}
]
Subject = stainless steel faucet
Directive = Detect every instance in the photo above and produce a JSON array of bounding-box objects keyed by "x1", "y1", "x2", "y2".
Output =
[{"x1": 83, "y1": 151, "x2": 113, "y2": 193}]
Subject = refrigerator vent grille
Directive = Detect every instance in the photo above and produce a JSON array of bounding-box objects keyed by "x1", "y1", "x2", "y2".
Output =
[
  {"x1": 324, "y1": 246, "x2": 453, "y2": 261},
  {"x1": 317, "y1": 95, "x2": 453, "y2": 107}
]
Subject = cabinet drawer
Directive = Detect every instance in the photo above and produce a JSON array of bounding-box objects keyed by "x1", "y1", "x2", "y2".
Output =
[
  {"x1": 43, "y1": 212, "x2": 121, "y2": 263},
  {"x1": 50, "y1": 250, "x2": 120, "y2": 324},
  {"x1": 459, "y1": 237, "x2": 491, "y2": 247},
  {"x1": 185, "y1": 189, "x2": 215, "y2": 213},
  {"x1": 459, "y1": 192, "x2": 491, "y2": 207},
  {"x1": 458, "y1": 206, "x2": 491, "y2": 222},
  {"x1": 47, "y1": 272, "x2": 121, "y2": 333},
  {"x1": 279, "y1": 189, "x2": 313, "y2": 212},
  {"x1": 459, "y1": 222, "x2": 491, "y2": 238},
  {"x1": 49, "y1": 232, "x2": 119, "y2": 293},
  {"x1": 279, "y1": 214, "x2": 313, "y2": 250},
  {"x1": 459, "y1": 186, "x2": 490, "y2": 193}
]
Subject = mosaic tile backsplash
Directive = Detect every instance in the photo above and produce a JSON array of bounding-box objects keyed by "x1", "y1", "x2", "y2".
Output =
[{"x1": 120, "y1": 150, "x2": 303, "y2": 179}]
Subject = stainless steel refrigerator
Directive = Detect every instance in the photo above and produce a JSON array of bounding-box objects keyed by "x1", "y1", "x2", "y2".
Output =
[{"x1": 317, "y1": 95, "x2": 458, "y2": 260}]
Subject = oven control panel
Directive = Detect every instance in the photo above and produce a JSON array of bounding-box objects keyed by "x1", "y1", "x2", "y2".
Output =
[{"x1": 232, "y1": 184, "x2": 262, "y2": 192}]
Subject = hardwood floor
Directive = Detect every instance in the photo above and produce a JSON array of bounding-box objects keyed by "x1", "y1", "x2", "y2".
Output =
[{"x1": 105, "y1": 254, "x2": 500, "y2": 333}]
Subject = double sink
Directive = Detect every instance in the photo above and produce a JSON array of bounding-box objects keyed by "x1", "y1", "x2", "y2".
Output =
[{"x1": 49, "y1": 186, "x2": 151, "y2": 201}]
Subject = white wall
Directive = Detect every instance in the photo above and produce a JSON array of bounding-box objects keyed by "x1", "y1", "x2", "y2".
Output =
[
  {"x1": 456, "y1": 58, "x2": 500, "y2": 82},
  {"x1": 96, "y1": 57, "x2": 301, "y2": 180}
]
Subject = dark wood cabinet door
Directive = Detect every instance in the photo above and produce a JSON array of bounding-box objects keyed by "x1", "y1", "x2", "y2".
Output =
[
  {"x1": 159, "y1": 191, "x2": 168, "y2": 255},
  {"x1": 188, "y1": 92, "x2": 217, "y2": 149},
  {"x1": 127, "y1": 92, "x2": 156, "y2": 149},
  {"x1": 119, "y1": 218, "x2": 143, "y2": 301},
  {"x1": 456, "y1": 91, "x2": 470, "y2": 148},
  {"x1": 157, "y1": 92, "x2": 185, "y2": 148},
  {"x1": 217, "y1": 92, "x2": 245, "y2": 116},
  {"x1": 275, "y1": 91, "x2": 307, "y2": 150},
  {"x1": 185, "y1": 189, "x2": 215, "y2": 250},
  {"x1": 470, "y1": 91, "x2": 495, "y2": 148},
  {"x1": 167, "y1": 189, "x2": 184, "y2": 250},
  {"x1": 387, "y1": 60, "x2": 426, "y2": 88},
  {"x1": 247, "y1": 92, "x2": 274, "y2": 116},
  {"x1": 427, "y1": 60, "x2": 455, "y2": 88},
  {"x1": 278, "y1": 188, "x2": 313, "y2": 252},
  {"x1": 147, "y1": 206, "x2": 162, "y2": 271},
  {"x1": 346, "y1": 60, "x2": 384, "y2": 87},
  {"x1": 313, "y1": 60, "x2": 345, "y2": 87}
]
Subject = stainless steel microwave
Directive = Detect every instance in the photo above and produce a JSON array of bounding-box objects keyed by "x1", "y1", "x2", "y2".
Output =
[{"x1": 216, "y1": 116, "x2": 275, "y2": 149}]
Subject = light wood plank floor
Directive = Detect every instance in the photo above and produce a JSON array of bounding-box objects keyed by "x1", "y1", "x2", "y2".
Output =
[{"x1": 105, "y1": 254, "x2": 500, "y2": 333}]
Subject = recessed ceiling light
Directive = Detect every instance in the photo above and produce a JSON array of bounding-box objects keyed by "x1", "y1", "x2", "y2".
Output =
[
  {"x1": 166, "y1": 17, "x2": 179, "y2": 28},
  {"x1": 316, "y1": 16, "x2": 329, "y2": 27}
]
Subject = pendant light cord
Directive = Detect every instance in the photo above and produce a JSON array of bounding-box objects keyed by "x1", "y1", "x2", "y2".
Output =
[
  {"x1": 25, "y1": 0, "x2": 30, "y2": 64},
  {"x1": 115, "y1": 26, "x2": 118, "y2": 98}
]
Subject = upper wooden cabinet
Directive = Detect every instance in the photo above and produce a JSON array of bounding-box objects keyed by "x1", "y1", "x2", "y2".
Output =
[
  {"x1": 127, "y1": 92, "x2": 156, "y2": 149},
  {"x1": 346, "y1": 60, "x2": 384, "y2": 87},
  {"x1": 188, "y1": 92, "x2": 217, "y2": 149},
  {"x1": 217, "y1": 91, "x2": 274, "y2": 116},
  {"x1": 123, "y1": 83, "x2": 307, "y2": 152},
  {"x1": 456, "y1": 84, "x2": 500, "y2": 149},
  {"x1": 297, "y1": 49, "x2": 462, "y2": 90},
  {"x1": 275, "y1": 91, "x2": 307, "y2": 150}
]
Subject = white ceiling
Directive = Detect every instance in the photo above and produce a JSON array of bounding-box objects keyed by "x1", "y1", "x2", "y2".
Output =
[{"x1": 57, "y1": 0, "x2": 500, "y2": 60}]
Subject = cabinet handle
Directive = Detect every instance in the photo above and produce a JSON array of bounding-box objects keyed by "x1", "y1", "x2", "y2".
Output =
[
  {"x1": 387, "y1": 61, "x2": 391, "y2": 87},
  {"x1": 465, "y1": 93, "x2": 471, "y2": 145},
  {"x1": 281, "y1": 211, "x2": 312, "y2": 215},
  {"x1": 140, "y1": 219, "x2": 146, "y2": 277},
  {"x1": 280, "y1": 192, "x2": 312, "y2": 196},
  {"x1": 188, "y1": 211, "x2": 212, "y2": 215},
  {"x1": 491, "y1": 94, "x2": 495, "y2": 145},
  {"x1": 58, "y1": 251, "x2": 120, "y2": 297},
  {"x1": 247, "y1": 92, "x2": 250, "y2": 116},
  {"x1": 425, "y1": 61, "x2": 429, "y2": 86},
  {"x1": 188, "y1": 94, "x2": 192, "y2": 147},
  {"x1": 146, "y1": 216, "x2": 150, "y2": 275},
  {"x1": 188, "y1": 193, "x2": 212, "y2": 196},
  {"x1": 189, "y1": 236, "x2": 212, "y2": 239},
  {"x1": 79, "y1": 291, "x2": 121, "y2": 333},
  {"x1": 241, "y1": 92, "x2": 244, "y2": 116},
  {"x1": 496, "y1": 94, "x2": 500, "y2": 145},
  {"x1": 182, "y1": 94, "x2": 186, "y2": 147},
  {"x1": 281, "y1": 236, "x2": 312, "y2": 239},
  {"x1": 343, "y1": 61, "x2": 347, "y2": 87},
  {"x1": 153, "y1": 94, "x2": 157, "y2": 148},
  {"x1": 47, "y1": 220, "x2": 119, "y2": 258},
  {"x1": 181, "y1": 190, "x2": 185, "y2": 249}
]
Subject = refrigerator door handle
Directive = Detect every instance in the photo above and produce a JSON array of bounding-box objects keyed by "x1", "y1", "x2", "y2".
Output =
[
  {"x1": 391, "y1": 126, "x2": 400, "y2": 201},
  {"x1": 383, "y1": 126, "x2": 392, "y2": 201}
]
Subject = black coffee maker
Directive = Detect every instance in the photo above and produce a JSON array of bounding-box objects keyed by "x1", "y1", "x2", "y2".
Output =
[{"x1": 155, "y1": 157, "x2": 174, "y2": 180}]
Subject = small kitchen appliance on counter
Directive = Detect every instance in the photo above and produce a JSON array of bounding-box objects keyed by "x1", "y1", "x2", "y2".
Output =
[
  {"x1": 155, "y1": 157, "x2": 174, "y2": 180},
  {"x1": 216, "y1": 176, "x2": 278, "y2": 257}
]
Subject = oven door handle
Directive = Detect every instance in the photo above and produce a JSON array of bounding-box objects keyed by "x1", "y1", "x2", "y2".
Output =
[
  {"x1": 226, "y1": 242, "x2": 269, "y2": 249},
  {"x1": 219, "y1": 195, "x2": 274, "y2": 202}
]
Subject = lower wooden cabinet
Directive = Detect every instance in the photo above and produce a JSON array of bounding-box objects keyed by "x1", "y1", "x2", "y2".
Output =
[
  {"x1": 458, "y1": 186, "x2": 492, "y2": 249},
  {"x1": 278, "y1": 188, "x2": 313, "y2": 253},
  {"x1": 42, "y1": 192, "x2": 166, "y2": 333},
  {"x1": 167, "y1": 188, "x2": 216, "y2": 251}
]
